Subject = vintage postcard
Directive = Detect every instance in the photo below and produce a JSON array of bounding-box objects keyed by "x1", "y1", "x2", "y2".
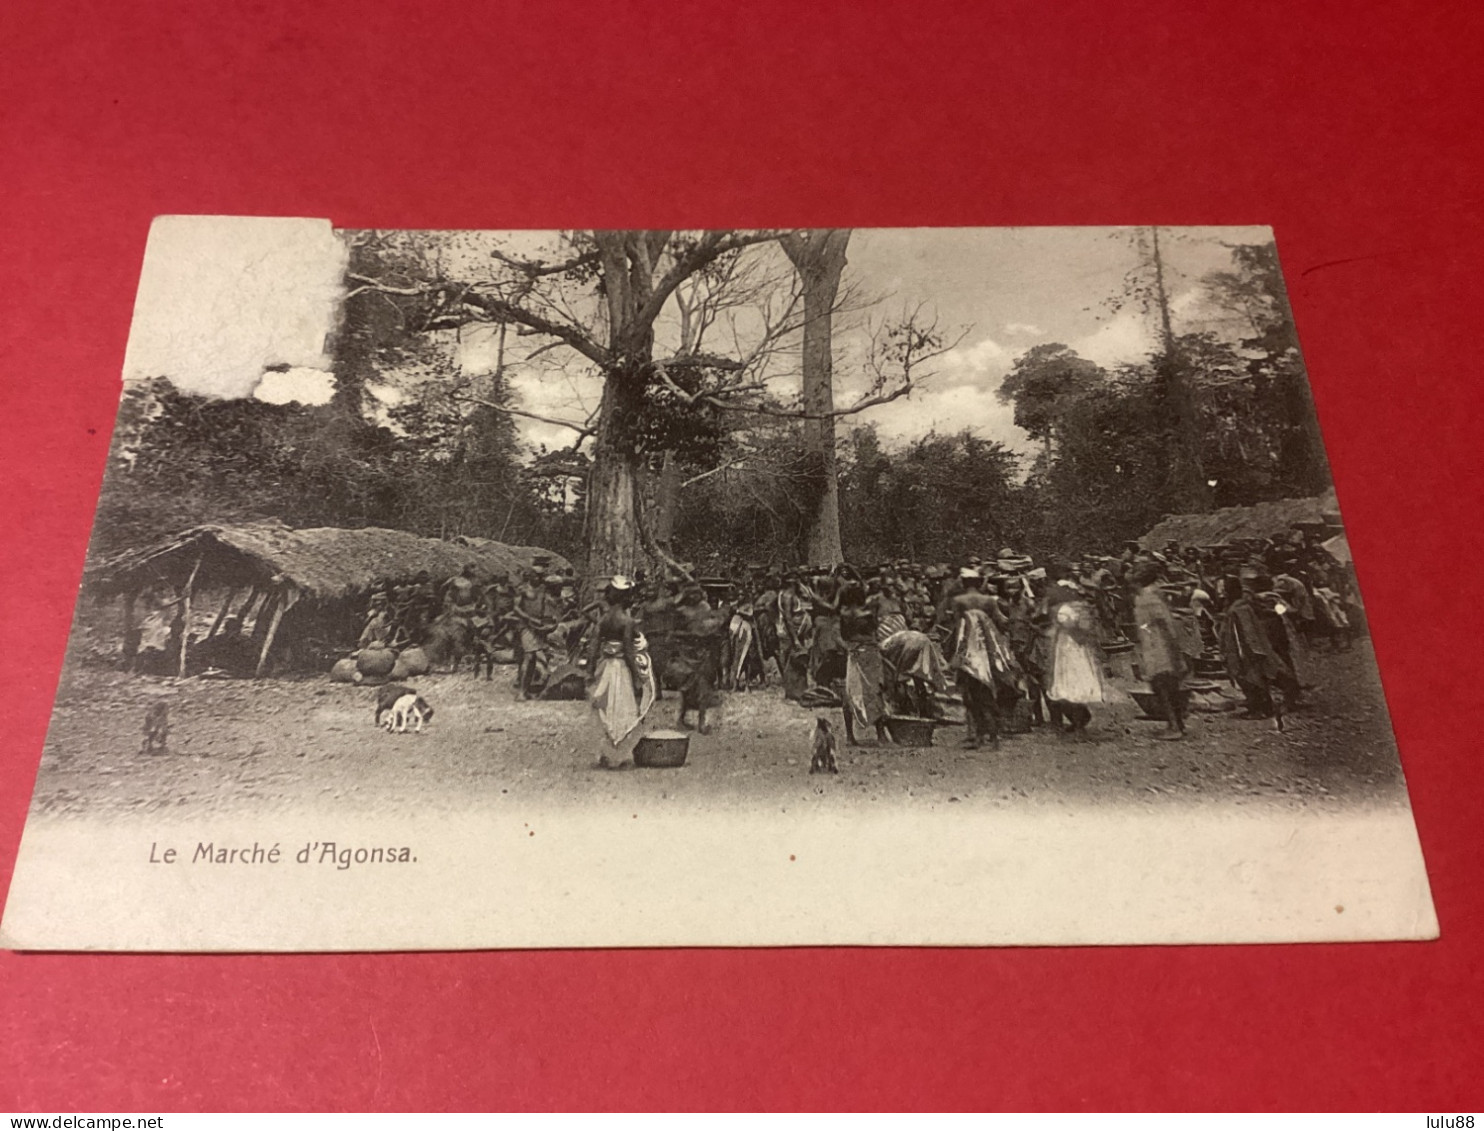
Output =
[{"x1": 0, "y1": 219, "x2": 1436, "y2": 950}]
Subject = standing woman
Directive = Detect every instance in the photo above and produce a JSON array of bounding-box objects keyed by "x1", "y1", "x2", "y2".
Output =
[
  {"x1": 1043, "y1": 561, "x2": 1105, "y2": 734},
  {"x1": 777, "y1": 571, "x2": 814, "y2": 701},
  {"x1": 587, "y1": 575, "x2": 656, "y2": 769},
  {"x1": 753, "y1": 569, "x2": 782, "y2": 681},
  {"x1": 839, "y1": 580, "x2": 891, "y2": 745},
  {"x1": 669, "y1": 582, "x2": 724, "y2": 734},
  {"x1": 946, "y1": 568, "x2": 1019, "y2": 749},
  {"x1": 871, "y1": 576, "x2": 910, "y2": 641},
  {"x1": 1132, "y1": 561, "x2": 1190, "y2": 739},
  {"x1": 805, "y1": 569, "x2": 846, "y2": 689}
]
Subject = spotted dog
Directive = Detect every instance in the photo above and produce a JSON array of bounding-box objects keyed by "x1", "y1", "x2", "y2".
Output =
[{"x1": 374, "y1": 683, "x2": 434, "y2": 733}]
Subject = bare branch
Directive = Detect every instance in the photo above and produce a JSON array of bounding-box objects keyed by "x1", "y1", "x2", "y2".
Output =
[
  {"x1": 680, "y1": 459, "x2": 747, "y2": 488},
  {"x1": 741, "y1": 476, "x2": 789, "y2": 526},
  {"x1": 709, "y1": 383, "x2": 919, "y2": 420},
  {"x1": 695, "y1": 304, "x2": 968, "y2": 421},
  {"x1": 453, "y1": 394, "x2": 595, "y2": 440},
  {"x1": 344, "y1": 273, "x2": 428, "y2": 299},
  {"x1": 680, "y1": 457, "x2": 799, "y2": 488},
  {"x1": 521, "y1": 340, "x2": 569, "y2": 364},
  {"x1": 489, "y1": 247, "x2": 600, "y2": 278},
  {"x1": 635, "y1": 230, "x2": 783, "y2": 331},
  {"x1": 650, "y1": 364, "x2": 700, "y2": 405},
  {"x1": 462, "y1": 289, "x2": 610, "y2": 367},
  {"x1": 635, "y1": 508, "x2": 695, "y2": 583}
]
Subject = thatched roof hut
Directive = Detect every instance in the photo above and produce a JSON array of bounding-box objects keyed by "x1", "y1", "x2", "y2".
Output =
[
  {"x1": 92, "y1": 522, "x2": 566, "y2": 598},
  {"x1": 1137, "y1": 490, "x2": 1341, "y2": 549},
  {"x1": 90, "y1": 521, "x2": 569, "y2": 676}
]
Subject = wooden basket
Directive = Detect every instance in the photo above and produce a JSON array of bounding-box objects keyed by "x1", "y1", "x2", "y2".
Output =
[
  {"x1": 634, "y1": 729, "x2": 690, "y2": 768},
  {"x1": 884, "y1": 716, "x2": 936, "y2": 747}
]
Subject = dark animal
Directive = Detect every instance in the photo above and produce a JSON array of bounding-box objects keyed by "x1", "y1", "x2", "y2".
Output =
[
  {"x1": 810, "y1": 716, "x2": 839, "y2": 774},
  {"x1": 141, "y1": 701, "x2": 170, "y2": 754},
  {"x1": 469, "y1": 614, "x2": 497, "y2": 681},
  {"x1": 421, "y1": 613, "x2": 474, "y2": 673},
  {"x1": 374, "y1": 684, "x2": 434, "y2": 730}
]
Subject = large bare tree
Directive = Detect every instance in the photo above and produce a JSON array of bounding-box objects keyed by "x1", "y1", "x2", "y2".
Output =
[{"x1": 348, "y1": 229, "x2": 957, "y2": 579}]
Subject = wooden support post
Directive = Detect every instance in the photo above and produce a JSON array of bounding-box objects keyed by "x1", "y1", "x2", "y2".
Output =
[
  {"x1": 207, "y1": 587, "x2": 239, "y2": 638},
  {"x1": 252, "y1": 594, "x2": 280, "y2": 674},
  {"x1": 254, "y1": 586, "x2": 299, "y2": 678},
  {"x1": 177, "y1": 554, "x2": 203, "y2": 679},
  {"x1": 245, "y1": 589, "x2": 273, "y2": 649},
  {"x1": 121, "y1": 591, "x2": 139, "y2": 671},
  {"x1": 238, "y1": 586, "x2": 262, "y2": 621}
]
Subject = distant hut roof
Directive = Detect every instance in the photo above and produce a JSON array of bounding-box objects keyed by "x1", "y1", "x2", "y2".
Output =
[
  {"x1": 1320, "y1": 532, "x2": 1352, "y2": 565},
  {"x1": 1138, "y1": 490, "x2": 1340, "y2": 549},
  {"x1": 90, "y1": 521, "x2": 569, "y2": 600}
]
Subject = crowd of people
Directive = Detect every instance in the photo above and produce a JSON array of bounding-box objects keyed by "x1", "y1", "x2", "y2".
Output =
[{"x1": 354, "y1": 524, "x2": 1366, "y2": 767}]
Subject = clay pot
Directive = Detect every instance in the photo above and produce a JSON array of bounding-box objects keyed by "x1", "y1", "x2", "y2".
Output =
[
  {"x1": 356, "y1": 646, "x2": 397, "y2": 679},
  {"x1": 397, "y1": 646, "x2": 431, "y2": 677}
]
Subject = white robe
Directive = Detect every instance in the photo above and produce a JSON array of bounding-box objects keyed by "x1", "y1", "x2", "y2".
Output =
[{"x1": 1048, "y1": 600, "x2": 1104, "y2": 704}]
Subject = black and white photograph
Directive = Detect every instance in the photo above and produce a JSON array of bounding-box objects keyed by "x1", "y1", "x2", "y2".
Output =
[{"x1": 0, "y1": 218, "x2": 1436, "y2": 950}]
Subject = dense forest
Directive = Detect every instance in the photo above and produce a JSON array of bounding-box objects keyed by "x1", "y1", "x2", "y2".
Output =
[{"x1": 93, "y1": 231, "x2": 1330, "y2": 572}]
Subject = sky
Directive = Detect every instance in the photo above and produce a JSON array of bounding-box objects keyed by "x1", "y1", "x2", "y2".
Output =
[
  {"x1": 121, "y1": 218, "x2": 1274, "y2": 460},
  {"x1": 839, "y1": 226, "x2": 1270, "y2": 451}
]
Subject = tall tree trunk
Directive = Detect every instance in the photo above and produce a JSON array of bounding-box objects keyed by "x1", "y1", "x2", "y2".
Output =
[
  {"x1": 651, "y1": 450, "x2": 682, "y2": 552},
  {"x1": 586, "y1": 379, "x2": 644, "y2": 580},
  {"x1": 1245, "y1": 242, "x2": 1330, "y2": 496},
  {"x1": 1149, "y1": 227, "x2": 1211, "y2": 514},
  {"x1": 781, "y1": 229, "x2": 851, "y2": 565},
  {"x1": 1265, "y1": 261, "x2": 1331, "y2": 495},
  {"x1": 583, "y1": 231, "x2": 663, "y2": 581},
  {"x1": 1278, "y1": 361, "x2": 1331, "y2": 494}
]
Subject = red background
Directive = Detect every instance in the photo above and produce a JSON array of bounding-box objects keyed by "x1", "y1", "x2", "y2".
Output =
[{"x1": 2, "y1": 0, "x2": 1481, "y2": 1111}]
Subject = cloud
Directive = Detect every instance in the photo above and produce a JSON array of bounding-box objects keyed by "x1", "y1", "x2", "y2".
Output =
[
  {"x1": 857, "y1": 382, "x2": 1032, "y2": 455},
  {"x1": 1066, "y1": 288, "x2": 1209, "y2": 369},
  {"x1": 1071, "y1": 306, "x2": 1156, "y2": 368},
  {"x1": 253, "y1": 367, "x2": 336, "y2": 406},
  {"x1": 945, "y1": 334, "x2": 1009, "y2": 372},
  {"x1": 931, "y1": 333, "x2": 1014, "y2": 393},
  {"x1": 506, "y1": 366, "x2": 603, "y2": 452},
  {"x1": 456, "y1": 325, "x2": 505, "y2": 375},
  {"x1": 1003, "y1": 321, "x2": 1045, "y2": 337}
]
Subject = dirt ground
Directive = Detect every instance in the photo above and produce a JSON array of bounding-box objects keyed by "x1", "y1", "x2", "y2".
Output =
[{"x1": 23, "y1": 638, "x2": 1413, "y2": 823}]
